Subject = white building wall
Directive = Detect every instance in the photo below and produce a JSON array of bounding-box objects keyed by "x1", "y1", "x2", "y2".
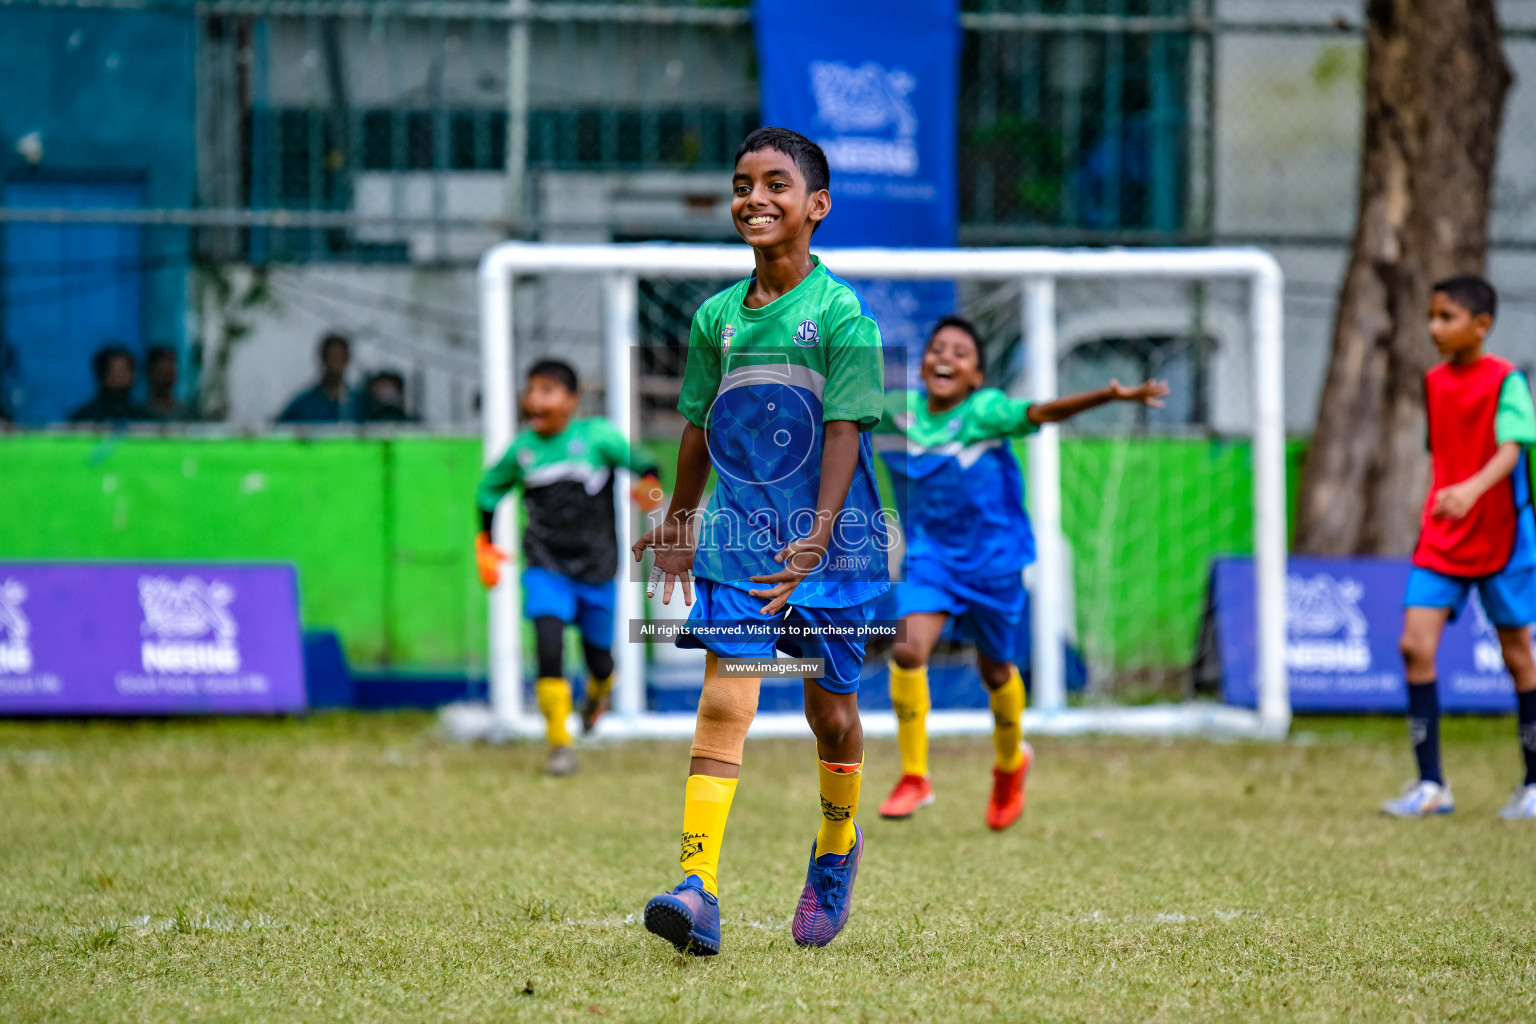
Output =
[
  {"x1": 224, "y1": 264, "x2": 481, "y2": 429},
  {"x1": 265, "y1": 18, "x2": 755, "y2": 109}
]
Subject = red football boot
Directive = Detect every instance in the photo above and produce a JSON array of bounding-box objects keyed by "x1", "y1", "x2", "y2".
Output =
[
  {"x1": 986, "y1": 741, "x2": 1034, "y2": 831},
  {"x1": 878, "y1": 773, "x2": 935, "y2": 819}
]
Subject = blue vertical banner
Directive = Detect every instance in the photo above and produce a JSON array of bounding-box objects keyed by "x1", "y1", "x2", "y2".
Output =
[{"x1": 754, "y1": 0, "x2": 961, "y2": 381}]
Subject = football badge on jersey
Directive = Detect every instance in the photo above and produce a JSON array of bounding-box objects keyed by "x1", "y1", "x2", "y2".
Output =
[{"x1": 793, "y1": 320, "x2": 820, "y2": 348}]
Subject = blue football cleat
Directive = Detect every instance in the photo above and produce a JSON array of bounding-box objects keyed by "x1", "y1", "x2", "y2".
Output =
[
  {"x1": 643, "y1": 875, "x2": 721, "y2": 956},
  {"x1": 1381, "y1": 779, "x2": 1454, "y2": 817},
  {"x1": 792, "y1": 823, "x2": 863, "y2": 948}
]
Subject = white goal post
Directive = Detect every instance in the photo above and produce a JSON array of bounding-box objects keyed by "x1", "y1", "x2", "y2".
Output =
[{"x1": 468, "y1": 242, "x2": 1289, "y2": 742}]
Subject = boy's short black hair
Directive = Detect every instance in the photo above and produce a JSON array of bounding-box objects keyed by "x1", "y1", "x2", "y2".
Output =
[
  {"x1": 527, "y1": 358, "x2": 579, "y2": 395},
  {"x1": 735, "y1": 127, "x2": 830, "y2": 196},
  {"x1": 92, "y1": 344, "x2": 135, "y2": 383},
  {"x1": 146, "y1": 345, "x2": 177, "y2": 369},
  {"x1": 319, "y1": 332, "x2": 350, "y2": 359},
  {"x1": 1433, "y1": 275, "x2": 1498, "y2": 320},
  {"x1": 926, "y1": 315, "x2": 986, "y2": 374}
]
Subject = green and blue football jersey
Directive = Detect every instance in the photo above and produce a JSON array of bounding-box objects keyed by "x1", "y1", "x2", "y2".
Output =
[
  {"x1": 477, "y1": 417, "x2": 658, "y2": 585},
  {"x1": 875, "y1": 388, "x2": 1039, "y2": 578},
  {"x1": 678, "y1": 257, "x2": 888, "y2": 609}
]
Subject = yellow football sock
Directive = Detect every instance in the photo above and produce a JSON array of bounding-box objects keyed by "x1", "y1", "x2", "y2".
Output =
[
  {"x1": 679, "y1": 774, "x2": 738, "y2": 896},
  {"x1": 990, "y1": 667, "x2": 1026, "y2": 772},
  {"x1": 889, "y1": 661, "x2": 931, "y2": 778},
  {"x1": 815, "y1": 758, "x2": 863, "y2": 858},
  {"x1": 586, "y1": 673, "x2": 613, "y2": 706},
  {"x1": 536, "y1": 676, "x2": 573, "y2": 748}
]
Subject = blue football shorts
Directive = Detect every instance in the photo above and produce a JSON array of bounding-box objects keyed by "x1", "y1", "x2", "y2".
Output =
[
  {"x1": 521, "y1": 567, "x2": 616, "y2": 647},
  {"x1": 1404, "y1": 562, "x2": 1536, "y2": 629},
  {"x1": 894, "y1": 559, "x2": 1028, "y2": 665},
  {"x1": 675, "y1": 579, "x2": 879, "y2": 694}
]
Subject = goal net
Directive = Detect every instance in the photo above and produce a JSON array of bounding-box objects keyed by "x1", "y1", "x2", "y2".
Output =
[{"x1": 460, "y1": 243, "x2": 1289, "y2": 742}]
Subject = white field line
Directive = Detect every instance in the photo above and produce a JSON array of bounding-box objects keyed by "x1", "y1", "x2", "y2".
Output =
[
  {"x1": 64, "y1": 912, "x2": 283, "y2": 936},
  {"x1": 1065, "y1": 909, "x2": 1261, "y2": 925},
  {"x1": 556, "y1": 913, "x2": 786, "y2": 932}
]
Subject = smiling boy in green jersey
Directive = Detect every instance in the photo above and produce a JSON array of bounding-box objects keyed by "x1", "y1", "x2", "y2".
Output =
[
  {"x1": 476, "y1": 359, "x2": 662, "y2": 776},
  {"x1": 632, "y1": 127, "x2": 887, "y2": 955},
  {"x1": 874, "y1": 318, "x2": 1167, "y2": 830}
]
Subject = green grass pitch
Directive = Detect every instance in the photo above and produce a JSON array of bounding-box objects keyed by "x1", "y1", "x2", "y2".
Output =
[{"x1": 3, "y1": 712, "x2": 1534, "y2": 1022}]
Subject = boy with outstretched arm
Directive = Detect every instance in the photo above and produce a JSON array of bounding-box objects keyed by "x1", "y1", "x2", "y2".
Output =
[
  {"x1": 632, "y1": 127, "x2": 888, "y2": 955},
  {"x1": 1383, "y1": 276, "x2": 1536, "y2": 819},
  {"x1": 875, "y1": 316, "x2": 1167, "y2": 829},
  {"x1": 475, "y1": 359, "x2": 662, "y2": 776}
]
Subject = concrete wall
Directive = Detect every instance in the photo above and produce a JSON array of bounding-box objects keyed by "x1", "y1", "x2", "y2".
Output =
[
  {"x1": 222, "y1": 264, "x2": 482, "y2": 428},
  {"x1": 223, "y1": 1, "x2": 1536, "y2": 437},
  {"x1": 1215, "y1": 2, "x2": 1536, "y2": 242},
  {"x1": 264, "y1": 17, "x2": 755, "y2": 110}
]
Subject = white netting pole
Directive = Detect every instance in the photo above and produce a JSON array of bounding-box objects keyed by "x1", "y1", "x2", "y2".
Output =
[
  {"x1": 1026, "y1": 276, "x2": 1067, "y2": 713},
  {"x1": 478, "y1": 256, "x2": 524, "y2": 732},
  {"x1": 1250, "y1": 259, "x2": 1291, "y2": 738},
  {"x1": 461, "y1": 243, "x2": 1286, "y2": 742},
  {"x1": 604, "y1": 273, "x2": 646, "y2": 720}
]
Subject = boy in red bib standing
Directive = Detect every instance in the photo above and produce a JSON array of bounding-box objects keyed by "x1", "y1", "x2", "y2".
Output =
[{"x1": 1385, "y1": 276, "x2": 1536, "y2": 819}]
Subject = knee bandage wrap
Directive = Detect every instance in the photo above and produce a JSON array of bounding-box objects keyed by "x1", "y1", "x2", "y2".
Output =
[{"x1": 690, "y1": 670, "x2": 761, "y2": 766}]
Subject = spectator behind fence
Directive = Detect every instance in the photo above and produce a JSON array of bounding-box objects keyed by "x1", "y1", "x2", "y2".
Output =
[
  {"x1": 278, "y1": 333, "x2": 354, "y2": 423},
  {"x1": 143, "y1": 345, "x2": 196, "y2": 422},
  {"x1": 69, "y1": 345, "x2": 146, "y2": 424},
  {"x1": 358, "y1": 370, "x2": 413, "y2": 423}
]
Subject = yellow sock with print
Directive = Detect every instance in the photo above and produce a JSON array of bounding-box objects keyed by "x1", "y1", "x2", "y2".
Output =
[
  {"x1": 679, "y1": 774, "x2": 738, "y2": 897},
  {"x1": 889, "y1": 661, "x2": 931, "y2": 778},
  {"x1": 815, "y1": 758, "x2": 863, "y2": 858},
  {"x1": 990, "y1": 668, "x2": 1026, "y2": 772},
  {"x1": 536, "y1": 677, "x2": 573, "y2": 748}
]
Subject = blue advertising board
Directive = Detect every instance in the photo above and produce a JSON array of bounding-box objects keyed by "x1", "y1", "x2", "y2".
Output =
[
  {"x1": 0, "y1": 564, "x2": 307, "y2": 715},
  {"x1": 754, "y1": 0, "x2": 960, "y2": 382},
  {"x1": 1212, "y1": 556, "x2": 1519, "y2": 713}
]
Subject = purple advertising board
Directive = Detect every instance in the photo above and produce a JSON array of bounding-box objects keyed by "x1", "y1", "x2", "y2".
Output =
[
  {"x1": 0, "y1": 563, "x2": 307, "y2": 715},
  {"x1": 1212, "y1": 556, "x2": 1519, "y2": 713}
]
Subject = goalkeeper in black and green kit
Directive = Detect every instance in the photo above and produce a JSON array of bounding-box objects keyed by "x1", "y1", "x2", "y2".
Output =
[{"x1": 475, "y1": 359, "x2": 663, "y2": 775}]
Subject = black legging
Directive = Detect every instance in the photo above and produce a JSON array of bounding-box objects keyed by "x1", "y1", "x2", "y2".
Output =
[{"x1": 533, "y1": 616, "x2": 615, "y2": 682}]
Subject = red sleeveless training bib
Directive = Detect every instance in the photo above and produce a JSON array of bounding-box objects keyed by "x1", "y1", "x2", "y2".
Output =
[{"x1": 1414, "y1": 355, "x2": 1517, "y2": 577}]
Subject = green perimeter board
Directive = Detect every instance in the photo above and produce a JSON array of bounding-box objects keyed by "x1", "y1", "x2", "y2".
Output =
[
  {"x1": 1, "y1": 436, "x2": 423, "y2": 669},
  {"x1": 0, "y1": 434, "x2": 1301, "y2": 674}
]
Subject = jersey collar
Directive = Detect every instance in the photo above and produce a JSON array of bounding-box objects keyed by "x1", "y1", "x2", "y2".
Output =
[{"x1": 737, "y1": 256, "x2": 826, "y2": 320}]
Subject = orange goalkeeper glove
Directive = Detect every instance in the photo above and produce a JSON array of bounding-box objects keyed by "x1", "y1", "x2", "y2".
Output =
[
  {"x1": 475, "y1": 531, "x2": 508, "y2": 588},
  {"x1": 631, "y1": 474, "x2": 664, "y2": 514}
]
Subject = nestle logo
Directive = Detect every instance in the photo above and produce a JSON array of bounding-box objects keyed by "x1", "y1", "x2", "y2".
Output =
[
  {"x1": 1286, "y1": 573, "x2": 1369, "y2": 673},
  {"x1": 138, "y1": 576, "x2": 241, "y2": 675},
  {"x1": 0, "y1": 579, "x2": 33, "y2": 674}
]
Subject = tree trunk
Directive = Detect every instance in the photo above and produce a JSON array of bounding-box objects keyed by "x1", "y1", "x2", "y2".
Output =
[{"x1": 1294, "y1": 0, "x2": 1511, "y2": 555}]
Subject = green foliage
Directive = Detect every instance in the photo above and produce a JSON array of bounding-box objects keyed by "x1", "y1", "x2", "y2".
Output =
[{"x1": 2, "y1": 713, "x2": 1534, "y2": 1022}]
